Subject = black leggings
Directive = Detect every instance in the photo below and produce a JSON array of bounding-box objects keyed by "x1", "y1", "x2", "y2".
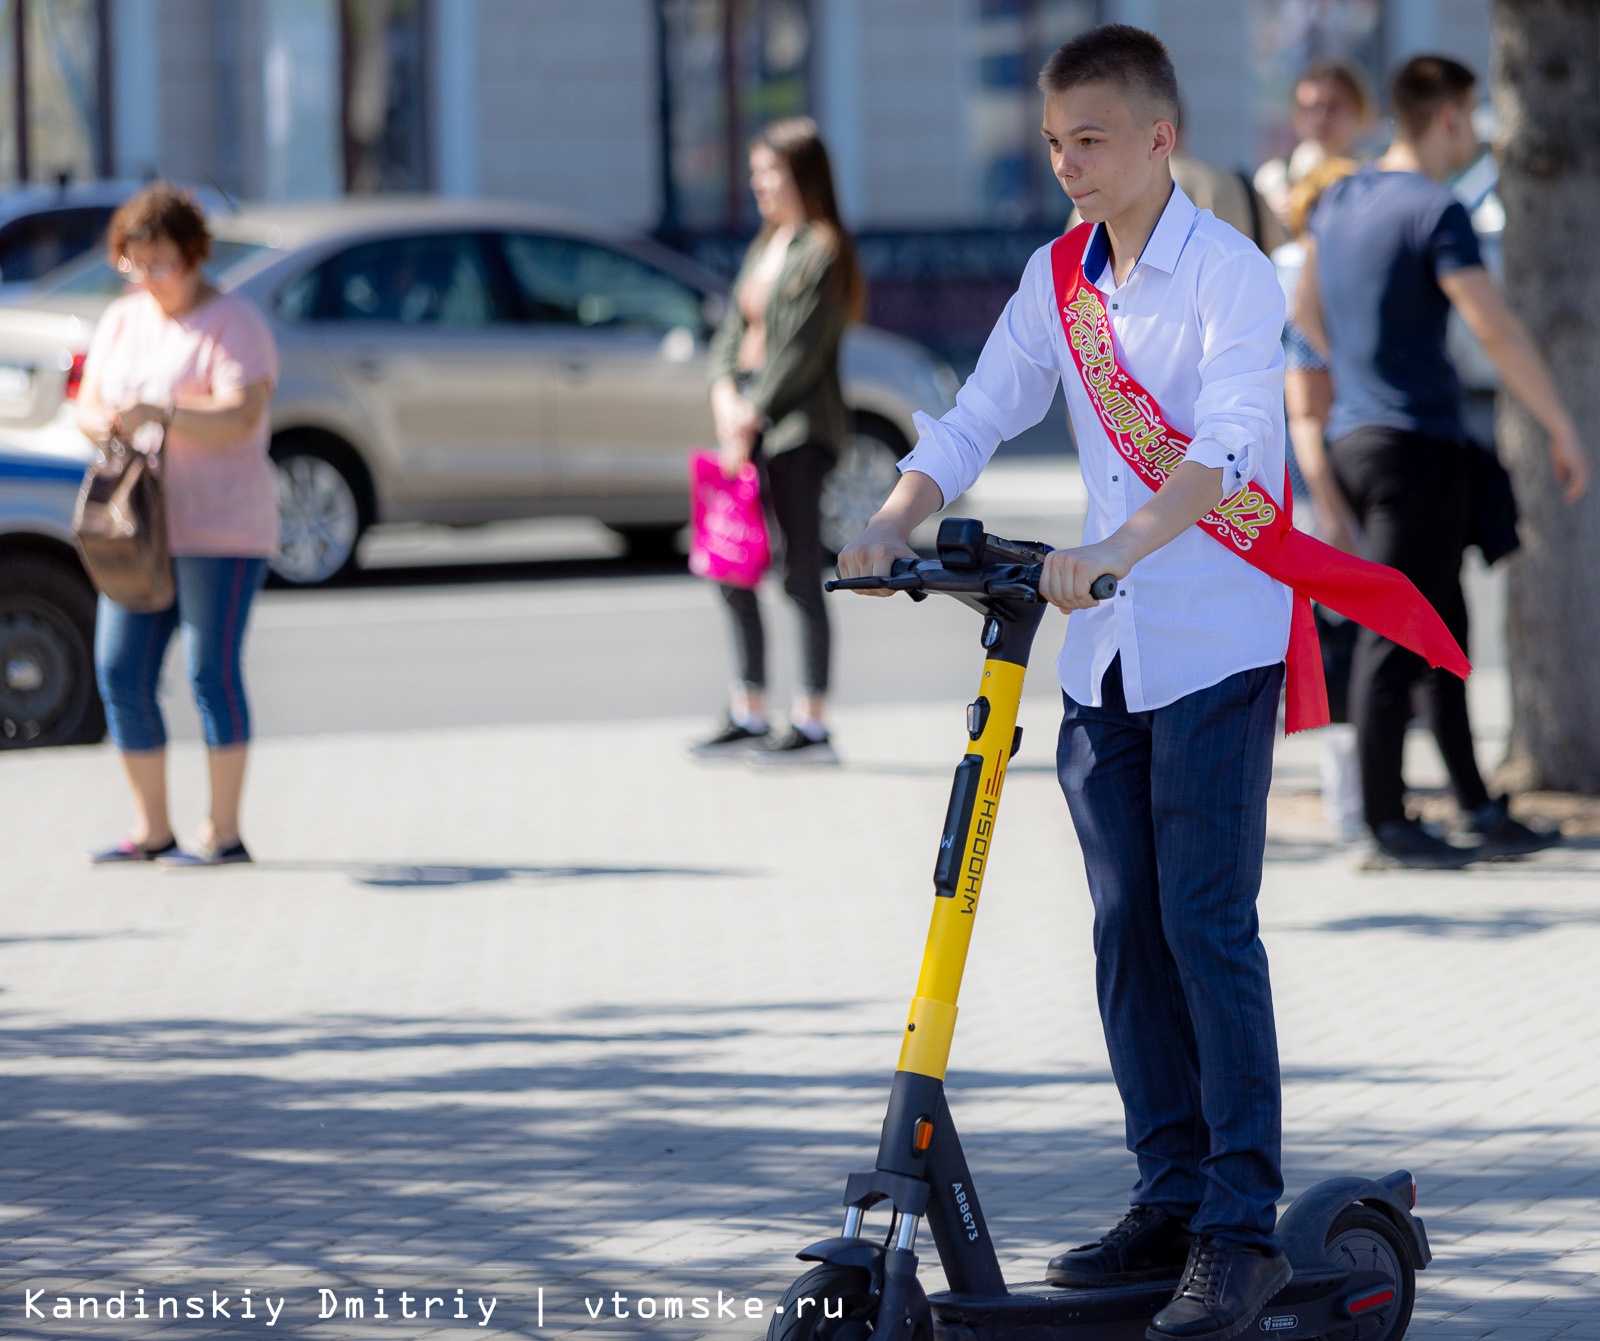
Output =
[
  {"x1": 719, "y1": 442, "x2": 832, "y2": 696},
  {"x1": 1328, "y1": 426, "x2": 1492, "y2": 827}
]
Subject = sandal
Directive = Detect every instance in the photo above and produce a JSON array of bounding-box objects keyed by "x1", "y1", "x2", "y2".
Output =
[{"x1": 87, "y1": 836, "x2": 179, "y2": 865}]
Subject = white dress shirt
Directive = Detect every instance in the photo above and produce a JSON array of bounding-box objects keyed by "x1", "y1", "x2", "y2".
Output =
[{"x1": 899, "y1": 183, "x2": 1293, "y2": 711}]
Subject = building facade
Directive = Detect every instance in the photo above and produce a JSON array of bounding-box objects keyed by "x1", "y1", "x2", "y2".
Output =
[{"x1": 3, "y1": 0, "x2": 1494, "y2": 234}]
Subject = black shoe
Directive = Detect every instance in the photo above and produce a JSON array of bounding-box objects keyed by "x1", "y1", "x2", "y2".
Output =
[
  {"x1": 1046, "y1": 1206, "x2": 1192, "y2": 1288},
  {"x1": 1147, "y1": 1236, "x2": 1292, "y2": 1341},
  {"x1": 1360, "y1": 819, "x2": 1475, "y2": 870},
  {"x1": 1467, "y1": 796, "x2": 1561, "y2": 859},
  {"x1": 690, "y1": 718, "x2": 769, "y2": 758},
  {"x1": 746, "y1": 726, "x2": 839, "y2": 767}
]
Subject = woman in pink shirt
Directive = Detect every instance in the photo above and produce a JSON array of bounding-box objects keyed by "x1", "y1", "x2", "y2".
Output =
[{"x1": 76, "y1": 185, "x2": 280, "y2": 867}]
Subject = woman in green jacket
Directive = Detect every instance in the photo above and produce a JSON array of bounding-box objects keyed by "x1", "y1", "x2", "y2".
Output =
[{"x1": 693, "y1": 118, "x2": 864, "y2": 765}]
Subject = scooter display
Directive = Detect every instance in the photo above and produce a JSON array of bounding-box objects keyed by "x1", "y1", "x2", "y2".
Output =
[{"x1": 766, "y1": 518, "x2": 1429, "y2": 1341}]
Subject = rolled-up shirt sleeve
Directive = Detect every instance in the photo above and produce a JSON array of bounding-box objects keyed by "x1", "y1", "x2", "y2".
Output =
[
  {"x1": 1183, "y1": 248, "x2": 1285, "y2": 495},
  {"x1": 898, "y1": 247, "x2": 1062, "y2": 507}
]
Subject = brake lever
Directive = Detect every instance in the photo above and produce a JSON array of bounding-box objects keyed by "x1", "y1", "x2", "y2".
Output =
[{"x1": 825, "y1": 572, "x2": 929, "y2": 601}]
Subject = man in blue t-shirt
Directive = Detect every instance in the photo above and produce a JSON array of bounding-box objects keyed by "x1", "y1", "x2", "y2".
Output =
[{"x1": 1297, "y1": 55, "x2": 1588, "y2": 870}]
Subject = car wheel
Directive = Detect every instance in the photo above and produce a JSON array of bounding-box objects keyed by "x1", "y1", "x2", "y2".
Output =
[
  {"x1": 0, "y1": 555, "x2": 105, "y2": 749},
  {"x1": 270, "y1": 436, "x2": 368, "y2": 587},
  {"x1": 821, "y1": 416, "x2": 910, "y2": 556}
]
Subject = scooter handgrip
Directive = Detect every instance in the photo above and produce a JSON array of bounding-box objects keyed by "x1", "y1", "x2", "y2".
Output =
[{"x1": 1090, "y1": 573, "x2": 1117, "y2": 601}]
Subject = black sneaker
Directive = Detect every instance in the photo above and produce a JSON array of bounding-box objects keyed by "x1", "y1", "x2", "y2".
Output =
[
  {"x1": 747, "y1": 726, "x2": 839, "y2": 767},
  {"x1": 1466, "y1": 796, "x2": 1561, "y2": 859},
  {"x1": 1359, "y1": 819, "x2": 1475, "y2": 870},
  {"x1": 1147, "y1": 1236, "x2": 1292, "y2": 1341},
  {"x1": 1046, "y1": 1206, "x2": 1192, "y2": 1288},
  {"x1": 690, "y1": 719, "x2": 769, "y2": 758}
]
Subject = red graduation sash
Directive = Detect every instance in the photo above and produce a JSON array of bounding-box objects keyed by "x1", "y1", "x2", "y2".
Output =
[{"x1": 1050, "y1": 222, "x2": 1470, "y2": 733}]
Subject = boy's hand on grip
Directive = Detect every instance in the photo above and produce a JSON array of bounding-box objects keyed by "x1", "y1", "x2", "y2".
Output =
[
  {"x1": 837, "y1": 521, "x2": 918, "y2": 597},
  {"x1": 1040, "y1": 541, "x2": 1130, "y2": 612}
]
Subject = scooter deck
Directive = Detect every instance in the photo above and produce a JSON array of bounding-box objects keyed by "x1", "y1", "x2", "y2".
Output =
[{"x1": 929, "y1": 1265, "x2": 1365, "y2": 1341}]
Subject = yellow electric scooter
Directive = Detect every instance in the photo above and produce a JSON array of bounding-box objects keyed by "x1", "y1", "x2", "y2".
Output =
[{"x1": 764, "y1": 518, "x2": 1428, "y2": 1341}]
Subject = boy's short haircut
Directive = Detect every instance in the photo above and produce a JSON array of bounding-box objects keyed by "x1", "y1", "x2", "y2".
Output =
[
  {"x1": 1391, "y1": 55, "x2": 1476, "y2": 141},
  {"x1": 1037, "y1": 24, "x2": 1180, "y2": 124}
]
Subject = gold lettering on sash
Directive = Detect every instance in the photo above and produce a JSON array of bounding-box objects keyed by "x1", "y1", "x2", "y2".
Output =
[
  {"x1": 1063, "y1": 269, "x2": 1279, "y2": 551},
  {"x1": 1212, "y1": 487, "x2": 1277, "y2": 540}
]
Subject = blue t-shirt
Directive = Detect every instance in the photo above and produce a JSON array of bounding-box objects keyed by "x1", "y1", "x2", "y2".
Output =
[{"x1": 1310, "y1": 168, "x2": 1483, "y2": 442}]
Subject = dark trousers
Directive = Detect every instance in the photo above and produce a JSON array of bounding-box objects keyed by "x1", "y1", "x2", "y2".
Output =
[
  {"x1": 1328, "y1": 427, "x2": 1491, "y2": 828},
  {"x1": 1056, "y1": 657, "x2": 1285, "y2": 1248},
  {"x1": 719, "y1": 442, "x2": 832, "y2": 696}
]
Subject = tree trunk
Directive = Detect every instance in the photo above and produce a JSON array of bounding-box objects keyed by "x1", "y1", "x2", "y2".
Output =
[{"x1": 1492, "y1": 0, "x2": 1600, "y2": 793}]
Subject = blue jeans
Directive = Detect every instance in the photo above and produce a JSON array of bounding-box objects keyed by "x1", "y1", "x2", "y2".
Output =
[
  {"x1": 1056, "y1": 656, "x2": 1285, "y2": 1249},
  {"x1": 95, "y1": 556, "x2": 269, "y2": 753}
]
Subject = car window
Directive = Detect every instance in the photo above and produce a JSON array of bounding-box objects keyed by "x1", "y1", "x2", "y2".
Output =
[
  {"x1": 289, "y1": 234, "x2": 499, "y2": 325},
  {"x1": 41, "y1": 239, "x2": 270, "y2": 297},
  {"x1": 499, "y1": 233, "x2": 705, "y2": 335},
  {"x1": 0, "y1": 207, "x2": 115, "y2": 284}
]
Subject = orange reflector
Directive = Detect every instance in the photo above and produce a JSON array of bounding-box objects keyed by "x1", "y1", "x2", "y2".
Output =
[{"x1": 913, "y1": 1118, "x2": 934, "y2": 1153}]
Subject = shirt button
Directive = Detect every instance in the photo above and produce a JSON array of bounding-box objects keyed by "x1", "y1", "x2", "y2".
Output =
[
  {"x1": 1111, "y1": 303, "x2": 1119, "y2": 310},
  {"x1": 1111, "y1": 474, "x2": 1119, "y2": 482},
  {"x1": 1119, "y1": 589, "x2": 1126, "y2": 597},
  {"x1": 1226, "y1": 453, "x2": 1235, "y2": 461}
]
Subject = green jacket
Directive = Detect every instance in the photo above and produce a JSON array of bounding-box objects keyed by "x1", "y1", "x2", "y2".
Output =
[{"x1": 708, "y1": 223, "x2": 851, "y2": 458}]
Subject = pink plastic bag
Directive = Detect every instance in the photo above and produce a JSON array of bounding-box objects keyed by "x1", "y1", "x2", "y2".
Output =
[{"x1": 687, "y1": 450, "x2": 770, "y2": 588}]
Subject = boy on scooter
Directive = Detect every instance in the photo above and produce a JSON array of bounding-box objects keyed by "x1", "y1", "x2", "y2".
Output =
[{"x1": 840, "y1": 25, "x2": 1295, "y2": 1341}]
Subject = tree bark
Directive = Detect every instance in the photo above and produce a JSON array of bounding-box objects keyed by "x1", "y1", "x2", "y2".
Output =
[{"x1": 1492, "y1": 0, "x2": 1600, "y2": 792}]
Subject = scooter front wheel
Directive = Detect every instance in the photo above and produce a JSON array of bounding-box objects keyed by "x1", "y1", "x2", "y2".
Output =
[
  {"x1": 766, "y1": 1264, "x2": 925, "y2": 1341},
  {"x1": 1322, "y1": 1205, "x2": 1416, "y2": 1341}
]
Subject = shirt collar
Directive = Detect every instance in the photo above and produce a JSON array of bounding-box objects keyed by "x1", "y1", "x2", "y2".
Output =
[{"x1": 1081, "y1": 180, "x2": 1200, "y2": 285}]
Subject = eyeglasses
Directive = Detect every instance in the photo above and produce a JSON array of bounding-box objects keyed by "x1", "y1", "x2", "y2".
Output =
[{"x1": 116, "y1": 257, "x2": 183, "y2": 283}]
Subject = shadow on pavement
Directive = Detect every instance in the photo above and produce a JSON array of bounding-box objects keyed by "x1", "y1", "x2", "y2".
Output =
[
  {"x1": 248, "y1": 861, "x2": 757, "y2": 890},
  {"x1": 1, "y1": 1005, "x2": 1588, "y2": 1337},
  {"x1": 1303, "y1": 906, "x2": 1600, "y2": 938}
]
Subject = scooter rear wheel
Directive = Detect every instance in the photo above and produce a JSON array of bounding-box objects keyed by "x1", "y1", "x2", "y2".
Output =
[
  {"x1": 1322, "y1": 1205, "x2": 1416, "y2": 1341},
  {"x1": 766, "y1": 1263, "x2": 918, "y2": 1341}
]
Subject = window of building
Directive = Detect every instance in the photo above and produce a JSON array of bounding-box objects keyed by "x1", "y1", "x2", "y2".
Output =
[
  {"x1": 661, "y1": 0, "x2": 813, "y2": 234},
  {"x1": 340, "y1": 0, "x2": 429, "y2": 193},
  {"x1": 0, "y1": 0, "x2": 112, "y2": 186},
  {"x1": 970, "y1": 0, "x2": 1100, "y2": 225}
]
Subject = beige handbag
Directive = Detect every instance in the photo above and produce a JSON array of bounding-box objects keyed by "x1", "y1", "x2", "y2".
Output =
[{"x1": 73, "y1": 429, "x2": 174, "y2": 612}]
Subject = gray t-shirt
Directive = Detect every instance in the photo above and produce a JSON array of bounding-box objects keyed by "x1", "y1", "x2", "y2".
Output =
[{"x1": 1310, "y1": 168, "x2": 1483, "y2": 442}]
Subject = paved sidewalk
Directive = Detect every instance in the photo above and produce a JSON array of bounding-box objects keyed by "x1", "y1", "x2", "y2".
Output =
[{"x1": 1, "y1": 684, "x2": 1596, "y2": 1337}]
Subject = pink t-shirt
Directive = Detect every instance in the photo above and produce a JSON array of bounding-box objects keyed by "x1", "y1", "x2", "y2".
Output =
[{"x1": 83, "y1": 289, "x2": 280, "y2": 557}]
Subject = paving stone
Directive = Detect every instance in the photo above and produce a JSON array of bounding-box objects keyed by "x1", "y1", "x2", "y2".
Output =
[{"x1": 0, "y1": 691, "x2": 1596, "y2": 1339}]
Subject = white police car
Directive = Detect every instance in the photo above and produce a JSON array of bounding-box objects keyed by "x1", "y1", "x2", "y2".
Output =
[{"x1": 0, "y1": 447, "x2": 104, "y2": 746}]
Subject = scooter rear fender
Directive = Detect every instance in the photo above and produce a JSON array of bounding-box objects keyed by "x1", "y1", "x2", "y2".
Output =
[{"x1": 1278, "y1": 1171, "x2": 1431, "y2": 1271}]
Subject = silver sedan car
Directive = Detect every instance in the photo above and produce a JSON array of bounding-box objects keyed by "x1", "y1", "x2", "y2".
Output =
[{"x1": 0, "y1": 199, "x2": 957, "y2": 585}]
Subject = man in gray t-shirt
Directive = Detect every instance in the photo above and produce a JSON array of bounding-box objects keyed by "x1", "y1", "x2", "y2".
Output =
[{"x1": 1296, "y1": 55, "x2": 1587, "y2": 870}]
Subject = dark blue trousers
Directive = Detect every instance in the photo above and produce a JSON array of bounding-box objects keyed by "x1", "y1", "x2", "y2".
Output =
[{"x1": 1056, "y1": 656, "x2": 1285, "y2": 1249}]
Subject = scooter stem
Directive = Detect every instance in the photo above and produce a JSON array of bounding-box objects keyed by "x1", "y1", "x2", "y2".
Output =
[{"x1": 898, "y1": 603, "x2": 1044, "y2": 1081}]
